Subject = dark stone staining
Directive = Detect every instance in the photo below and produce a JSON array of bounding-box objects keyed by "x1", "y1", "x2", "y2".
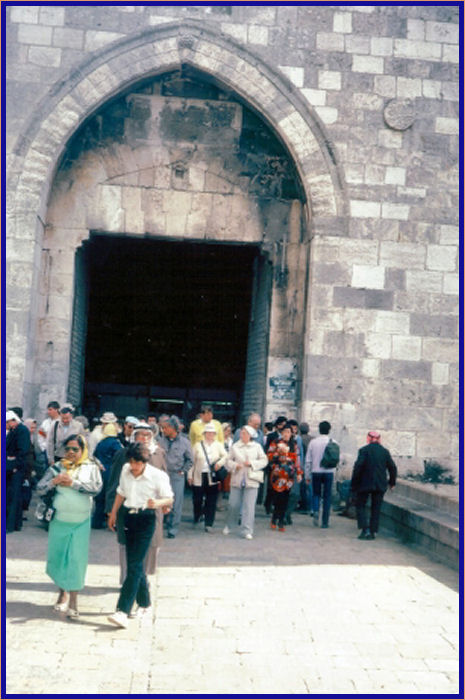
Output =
[
  {"x1": 159, "y1": 102, "x2": 239, "y2": 145},
  {"x1": 333, "y1": 287, "x2": 393, "y2": 310},
  {"x1": 381, "y1": 360, "x2": 431, "y2": 381},
  {"x1": 410, "y1": 314, "x2": 458, "y2": 338},
  {"x1": 55, "y1": 68, "x2": 303, "y2": 201},
  {"x1": 385, "y1": 268, "x2": 406, "y2": 291}
]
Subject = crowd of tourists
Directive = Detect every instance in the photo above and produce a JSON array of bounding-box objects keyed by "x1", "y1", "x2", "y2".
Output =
[{"x1": 6, "y1": 402, "x2": 397, "y2": 628}]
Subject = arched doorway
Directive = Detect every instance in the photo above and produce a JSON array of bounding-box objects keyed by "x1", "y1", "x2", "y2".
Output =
[
  {"x1": 40, "y1": 69, "x2": 308, "y2": 423},
  {"x1": 7, "y1": 22, "x2": 345, "y2": 419}
]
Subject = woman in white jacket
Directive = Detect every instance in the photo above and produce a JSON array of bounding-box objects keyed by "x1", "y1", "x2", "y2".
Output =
[
  {"x1": 223, "y1": 426, "x2": 267, "y2": 539},
  {"x1": 187, "y1": 423, "x2": 227, "y2": 533}
]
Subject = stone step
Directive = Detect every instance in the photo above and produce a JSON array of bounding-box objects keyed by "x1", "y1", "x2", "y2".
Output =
[
  {"x1": 394, "y1": 479, "x2": 459, "y2": 517},
  {"x1": 381, "y1": 487, "x2": 459, "y2": 571}
]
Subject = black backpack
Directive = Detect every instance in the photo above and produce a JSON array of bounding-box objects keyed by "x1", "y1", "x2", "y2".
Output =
[{"x1": 320, "y1": 439, "x2": 340, "y2": 469}]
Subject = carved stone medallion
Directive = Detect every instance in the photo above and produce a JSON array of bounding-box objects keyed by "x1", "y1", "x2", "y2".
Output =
[{"x1": 383, "y1": 98, "x2": 416, "y2": 131}]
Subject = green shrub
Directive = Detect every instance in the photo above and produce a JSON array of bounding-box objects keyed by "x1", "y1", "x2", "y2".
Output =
[{"x1": 406, "y1": 460, "x2": 455, "y2": 485}]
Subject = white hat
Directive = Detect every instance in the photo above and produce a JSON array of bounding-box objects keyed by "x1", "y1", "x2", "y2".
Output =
[
  {"x1": 100, "y1": 411, "x2": 118, "y2": 423},
  {"x1": 6, "y1": 410, "x2": 21, "y2": 422},
  {"x1": 202, "y1": 422, "x2": 217, "y2": 433},
  {"x1": 243, "y1": 425, "x2": 257, "y2": 439},
  {"x1": 125, "y1": 416, "x2": 139, "y2": 426},
  {"x1": 133, "y1": 422, "x2": 152, "y2": 431}
]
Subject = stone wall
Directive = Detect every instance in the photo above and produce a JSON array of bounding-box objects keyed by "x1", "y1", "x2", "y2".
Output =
[{"x1": 5, "y1": 4, "x2": 459, "y2": 474}]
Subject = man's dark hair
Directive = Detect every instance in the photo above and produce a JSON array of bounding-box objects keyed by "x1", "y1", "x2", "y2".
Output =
[
  {"x1": 138, "y1": 414, "x2": 146, "y2": 421},
  {"x1": 200, "y1": 404, "x2": 213, "y2": 414},
  {"x1": 264, "y1": 422, "x2": 274, "y2": 432},
  {"x1": 127, "y1": 442, "x2": 150, "y2": 463},
  {"x1": 275, "y1": 416, "x2": 287, "y2": 428},
  {"x1": 319, "y1": 421, "x2": 331, "y2": 435},
  {"x1": 9, "y1": 406, "x2": 23, "y2": 418},
  {"x1": 147, "y1": 413, "x2": 157, "y2": 420},
  {"x1": 299, "y1": 422, "x2": 309, "y2": 435},
  {"x1": 288, "y1": 419, "x2": 298, "y2": 428},
  {"x1": 283, "y1": 422, "x2": 294, "y2": 431},
  {"x1": 47, "y1": 401, "x2": 60, "y2": 410}
]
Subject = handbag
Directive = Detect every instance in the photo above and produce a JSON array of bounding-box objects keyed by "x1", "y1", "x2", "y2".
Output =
[
  {"x1": 248, "y1": 467, "x2": 264, "y2": 484},
  {"x1": 201, "y1": 443, "x2": 227, "y2": 482},
  {"x1": 35, "y1": 466, "x2": 59, "y2": 523},
  {"x1": 35, "y1": 488, "x2": 56, "y2": 522}
]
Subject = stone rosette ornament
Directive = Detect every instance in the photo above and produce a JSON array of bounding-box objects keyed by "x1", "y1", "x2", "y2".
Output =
[{"x1": 383, "y1": 98, "x2": 416, "y2": 130}]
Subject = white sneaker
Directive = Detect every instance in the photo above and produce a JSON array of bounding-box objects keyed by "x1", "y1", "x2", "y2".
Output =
[
  {"x1": 137, "y1": 605, "x2": 153, "y2": 621},
  {"x1": 222, "y1": 526, "x2": 230, "y2": 535},
  {"x1": 107, "y1": 610, "x2": 129, "y2": 629},
  {"x1": 244, "y1": 533, "x2": 253, "y2": 540}
]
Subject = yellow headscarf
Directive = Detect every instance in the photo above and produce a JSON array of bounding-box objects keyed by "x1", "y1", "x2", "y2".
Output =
[{"x1": 61, "y1": 434, "x2": 89, "y2": 474}]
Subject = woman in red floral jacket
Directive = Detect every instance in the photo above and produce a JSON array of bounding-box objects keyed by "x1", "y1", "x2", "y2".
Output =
[{"x1": 267, "y1": 424, "x2": 302, "y2": 531}]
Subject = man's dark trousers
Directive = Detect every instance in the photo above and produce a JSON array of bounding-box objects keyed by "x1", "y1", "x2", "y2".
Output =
[
  {"x1": 6, "y1": 470, "x2": 24, "y2": 532},
  {"x1": 355, "y1": 490, "x2": 385, "y2": 534},
  {"x1": 312, "y1": 472, "x2": 334, "y2": 526},
  {"x1": 117, "y1": 509, "x2": 156, "y2": 614}
]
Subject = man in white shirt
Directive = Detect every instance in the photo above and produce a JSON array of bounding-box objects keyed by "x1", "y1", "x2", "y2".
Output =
[
  {"x1": 38, "y1": 401, "x2": 60, "y2": 453},
  {"x1": 304, "y1": 420, "x2": 338, "y2": 528},
  {"x1": 107, "y1": 443, "x2": 173, "y2": 628},
  {"x1": 46, "y1": 405, "x2": 85, "y2": 464}
]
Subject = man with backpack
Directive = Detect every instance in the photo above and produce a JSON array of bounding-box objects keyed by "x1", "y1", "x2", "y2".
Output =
[{"x1": 304, "y1": 421, "x2": 339, "y2": 528}]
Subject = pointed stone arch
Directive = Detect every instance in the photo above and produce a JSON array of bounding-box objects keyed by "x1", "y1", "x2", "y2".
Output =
[{"x1": 6, "y1": 20, "x2": 348, "y2": 412}]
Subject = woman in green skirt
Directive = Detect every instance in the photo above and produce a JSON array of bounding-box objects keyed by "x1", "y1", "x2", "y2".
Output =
[{"x1": 37, "y1": 433, "x2": 102, "y2": 619}]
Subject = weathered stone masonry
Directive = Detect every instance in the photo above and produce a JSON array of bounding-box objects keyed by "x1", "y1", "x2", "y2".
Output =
[{"x1": 5, "y1": 5, "x2": 460, "y2": 475}]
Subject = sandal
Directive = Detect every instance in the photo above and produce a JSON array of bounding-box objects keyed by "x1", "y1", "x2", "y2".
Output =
[
  {"x1": 66, "y1": 608, "x2": 80, "y2": 620},
  {"x1": 53, "y1": 602, "x2": 69, "y2": 612}
]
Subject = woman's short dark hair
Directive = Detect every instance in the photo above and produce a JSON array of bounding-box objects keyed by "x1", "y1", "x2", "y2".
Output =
[
  {"x1": 63, "y1": 434, "x2": 86, "y2": 450},
  {"x1": 126, "y1": 443, "x2": 150, "y2": 463}
]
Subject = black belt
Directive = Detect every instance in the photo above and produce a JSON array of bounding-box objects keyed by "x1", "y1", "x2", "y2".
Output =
[{"x1": 123, "y1": 506, "x2": 154, "y2": 515}]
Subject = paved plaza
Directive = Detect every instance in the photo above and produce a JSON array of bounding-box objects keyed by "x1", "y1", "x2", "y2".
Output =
[{"x1": 5, "y1": 495, "x2": 460, "y2": 696}]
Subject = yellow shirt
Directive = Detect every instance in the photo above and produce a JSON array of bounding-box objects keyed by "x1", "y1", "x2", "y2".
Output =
[{"x1": 189, "y1": 419, "x2": 224, "y2": 446}]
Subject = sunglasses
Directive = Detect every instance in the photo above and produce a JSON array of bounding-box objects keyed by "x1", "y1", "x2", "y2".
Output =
[{"x1": 64, "y1": 446, "x2": 80, "y2": 453}]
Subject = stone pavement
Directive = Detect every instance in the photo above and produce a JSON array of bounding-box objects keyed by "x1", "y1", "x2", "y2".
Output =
[{"x1": 5, "y1": 494, "x2": 460, "y2": 696}]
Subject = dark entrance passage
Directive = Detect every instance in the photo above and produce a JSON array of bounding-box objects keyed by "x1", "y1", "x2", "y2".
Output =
[{"x1": 82, "y1": 235, "x2": 259, "y2": 423}]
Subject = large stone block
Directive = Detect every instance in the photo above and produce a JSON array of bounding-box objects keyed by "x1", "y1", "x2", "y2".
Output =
[
  {"x1": 380, "y1": 241, "x2": 426, "y2": 269},
  {"x1": 422, "y1": 338, "x2": 459, "y2": 363},
  {"x1": 324, "y1": 330, "x2": 365, "y2": 357},
  {"x1": 10, "y1": 6, "x2": 39, "y2": 23},
  {"x1": 381, "y1": 359, "x2": 430, "y2": 381},
  {"x1": 392, "y1": 334, "x2": 422, "y2": 360},
  {"x1": 425, "y1": 20, "x2": 459, "y2": 44},
  {"x1": 443, "y1": 274, "x2": 459, "y2": 296},
  {"x1": 350, "y1": 200, "x2": 381, "y2": 218},
  {"x1": 352, "y1": 54, "x2": 384, "y2": 74},
  {"x1": 394, "y1": 38, "x2": 441, "y2": 60},
  {"x1": 318, "y1": 70, "x2": 341, "y2": 90},
  {"x1": 53, "y1": 27, "x2": 84, "y2": 49},
  {"x1": 431, "y1": 362, "x2": 449, "y2": 386},
  {"x1": 365, "y1": 332, "x2": 392, "y2": 359},
  {"x1": 374, "y1": 310, "x2": 410, "y2": 334},
  {"x1": 17, "y1": 23, "x2": 52, "y2": 45},
  {"x1": 426, "y1": 244, "x2": 457, "y2": 272},
  {"x1": 351, "y1": 264, "x2": 385, "y2": 289},
  {"x1": 313, "y1": 262, "x2": 350, "y2": 286},
  {"x1": 410, "y1": 313, "x2": 458, "y2": 338},
  {"x1": 384, "y1": 268, "x2": 405, "y2": 295},
  {"x1": 406, "y1": 270, "x2": 443, "y2": 294}
]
